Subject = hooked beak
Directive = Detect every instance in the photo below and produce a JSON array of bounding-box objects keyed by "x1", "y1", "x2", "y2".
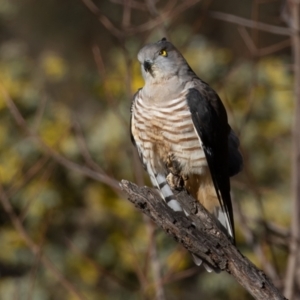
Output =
[{"x1": 143, "y1": 60, "x2": 153, "y2": 73}]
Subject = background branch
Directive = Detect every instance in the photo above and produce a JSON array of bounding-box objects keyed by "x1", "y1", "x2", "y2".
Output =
[
  {"x1": 210, "y1": 11, "x2": 292, "y2": 35},
  {"x1": 284, "y1": 0, "x2": 300, "y2": 298}
]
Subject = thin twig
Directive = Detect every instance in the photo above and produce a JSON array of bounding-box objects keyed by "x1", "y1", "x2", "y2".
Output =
[
  {"x1": 91, "y1": 45, "x2": 128, "y2": 127},
  {"x1": 238, "y1": 26, "x2": 258, "y2": 55},
  {"x1": 72, "y1": 116, "x2": 105, "y2": 174},
  {"x1": 0, "y1": 84, "x2": 120, "y2": 191},
  {"x1": 257, "y1": 38, "x2": 291, "y2": 56},
  {"x1": 83, "y1": 0, "x2": 200, "y2": 36},
  {"x1": 210, "y1": 11, "x2": 292, "y2": 36},
  {"x1": 6, "y1": 154, "x2": 50, "y2": 199},
  {"x1": 161, "y1": 267, "x2": 200, "y2": 285},
  {"x1": 19, "y1": 160, "x2": 56, "y2": 223},
  {"x1": 0, "y1": 183, "x2": 87, "y2": 300},
  {"x1": 110, "y1": 0, "x2": 148, "y2": 11},
  {"x1": 32, "y1": 95, "x2": 48, "y2": 132},
  {"x1": 146, "y1": 219, "x2": 166, "y2": 300},
  {"x1": 64, "y1": 238, "x2": 136, "y2": 291},
  {"x1": 238, "y1": 25, "x2": 291, "y2": 56},
  {"x1": 126, "y1": 0, "x2": 200, "y2": 34},
  {"x1": 122, "y1": 0, "x2": 132, "y2": 28},
  {"x1": 284, "y1": 0, "x2": 300, "y2": 298},
  {"x1": 128, "y1": 236, "x2": 150, "y2": 294},
  {"x1": 234, "y1": 199, "x2": 281, "y2": 286},
  {"x1": 146, "y1": 0, "x2": 170, "y2": 38},
  {"x1": 27, "y1": 212, "x2": 51, "y2": 300},
  {"x1": 81, "y1": 0, "x2": 123, "y2": 38}
]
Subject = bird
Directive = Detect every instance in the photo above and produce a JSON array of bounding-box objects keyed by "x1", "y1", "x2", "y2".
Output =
[{"x1": 130, "y1": 38, "x2": 243, "y2": 268}]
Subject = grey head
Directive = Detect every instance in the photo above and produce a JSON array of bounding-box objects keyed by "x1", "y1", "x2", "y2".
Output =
[{"x1": 137, "y1": 38, "x2": 195, "y2": 85}]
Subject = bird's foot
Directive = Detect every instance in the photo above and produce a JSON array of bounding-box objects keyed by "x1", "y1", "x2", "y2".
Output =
[
  {"x1": 166, "y1": 173, "x2": 186, "y2": 190},
  {"x1": 166, "y1": 153, "x2": 181, "y2": 175}
]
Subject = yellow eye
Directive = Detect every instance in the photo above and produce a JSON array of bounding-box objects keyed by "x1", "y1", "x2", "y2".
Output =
[{"x1": 159, "y1": 49, "x2": 168, "y2": 57}]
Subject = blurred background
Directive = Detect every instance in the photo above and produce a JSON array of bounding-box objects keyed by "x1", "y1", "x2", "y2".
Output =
[{"x1": 0, "y1": 0, "x2": 298, "y2": 299}]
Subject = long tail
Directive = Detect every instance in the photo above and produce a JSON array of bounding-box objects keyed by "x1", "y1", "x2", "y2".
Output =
[
  {"x1": 146, "y1": 164, "x2": 219, "y2": 271},
  {"x1": 146, "y1": 163, "x2": 182, "y2": 212}
]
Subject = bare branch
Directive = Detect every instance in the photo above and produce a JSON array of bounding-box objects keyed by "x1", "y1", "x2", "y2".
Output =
[
  {"x1": 72, "y1": 116, "x2": 105, "y2": 174},
  {"x1": 64, "y1": 238, "x2": 136, "y2": 291},
  {"x1": 32, "y1": 95, "x2": 48, "y2": 132},
  {"x1": 110, "y1": 0, "x2": 148, "y2": 11},
  {"x1": 122, "y1": 0, "x2": 132, "y2": 28},
  {"x1": 234, "y1": 199, "x2": 281, "y2": 286},
  {"x1": 238, "y1": 26, "x2": 291, "y2": 56},
  {"x1": 27, "y1": 213, "x2": 49, "y2": 300},
  {"x1": 161, "y1": 266, "x2": 200, "y2": 285},
  {"x1": 285, "y1": 0, "x2": 300, "y2": 298},
  {"x1": 126, "y1": 0, "x2": 200, "y2": 34},
  {"x1": 238, "y1": 26, "x2": 258, "y2": 55},
  {"x1": 120, "y1": 180, "x2": 287, "y2": 300},
  {"x1": 145, "y1": 219, "x2": 166, "y2": 300},
  {"x1": 82, "y1": 0, "x2": 200, "y2": 36},
  {"x1": 0, "y1": 183, "x2": 87, "y2": 300},
  {"x1": 6, "y1": 154, "x2": 50, "y2": 199},
  {"x1": 210, "y1": 11, "x2": 292, "y2": 36},
  {"x1": 0, "y1": 84, "x2": 120, "y2": 191},
  {"x1": 80, "y1": 0, "x2": 123, "y2": 38},
  {"x1": 257, "y1": 38, "x2": 291, "y2": 56}
]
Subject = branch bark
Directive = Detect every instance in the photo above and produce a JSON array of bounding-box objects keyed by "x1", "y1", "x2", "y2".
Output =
[{"x1": 120, "y1": 180, "x2": 287, "y2": 300}]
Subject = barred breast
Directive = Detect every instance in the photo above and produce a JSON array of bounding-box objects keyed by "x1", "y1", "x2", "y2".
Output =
[{"x1": 131, "y1": 89, "x2": 207, "y2": 176}]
